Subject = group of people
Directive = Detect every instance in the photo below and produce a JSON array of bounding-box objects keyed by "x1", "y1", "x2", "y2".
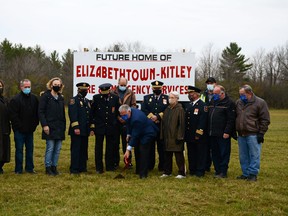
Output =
[{"x1": 0, "y1": 77, "x2": 270, "y2": 182}]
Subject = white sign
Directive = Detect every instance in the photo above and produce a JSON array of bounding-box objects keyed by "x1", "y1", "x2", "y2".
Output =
[{"x1": 73, "y1": 52, "x2": 195, "y2": 101}]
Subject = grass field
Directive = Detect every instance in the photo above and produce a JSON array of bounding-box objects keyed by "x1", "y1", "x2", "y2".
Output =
[{"x1": 1, "y1": 110, "x2": 288, "y2": 216}]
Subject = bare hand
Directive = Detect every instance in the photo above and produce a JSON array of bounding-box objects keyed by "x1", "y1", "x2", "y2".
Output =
[
  {"x1": 74, "y1": 129, "x2": 80, "y2": 135},
  {"x1": 43, "y1": 126, "x2": 49, "y2": 135},
  {"x1": 151, "y1": 115, "x2": 158, "y2": 122},
  {"x1": 126, "y1": 135, "x2": 131, "y2": 142},
  {"x1": 124, "y1": 150, "x2": 130, "y2": 159},
  {"x1": 223, "y1": 133, "x2": 230, "y2": 139}
]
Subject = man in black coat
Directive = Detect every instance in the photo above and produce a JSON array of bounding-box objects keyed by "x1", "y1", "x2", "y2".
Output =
[
  {"x1": 208, "y1": 85, "x2": 236, "y2": 178},
  {"x1": 9, "y1": 79, "x2": 39, "y2": 174},
  {"x1": 141, "y1": 80, "x2": 169, "y2": 171},
  {"x1": 185, "y1": 86, "x2": 208, "y2": 177},
  {"x1": 68, "y1": 82, "x2": 92, "y2": 174},
  {"x1": 90, "y1": 83, "x2": 120, "y2": 173},
  {"x1": 0, "y1": 80, "x2": 11, "y2": 174}
]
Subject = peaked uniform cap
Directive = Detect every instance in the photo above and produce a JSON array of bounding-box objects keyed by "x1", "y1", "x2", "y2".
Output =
[
  {"x1": 99, "y1": 83, "x2": 112, "y2": 91},
  {"x1": 151, "y1": 80, "x2": 164, "y2": 88},
  {"x1": 187, "y1": 86, "x2": 201, "y2": 93},
  {"x1": 76, "y1": 82, "x2": 90, "y2": 89}
]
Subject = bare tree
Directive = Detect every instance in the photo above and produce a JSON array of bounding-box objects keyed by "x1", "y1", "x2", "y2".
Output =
[
  {"x1": 196, "y1": 43, "x2": 221, "y2": 81},
  {"x1": 248, "y1": 48, "x2": 266, "y2": 83}
]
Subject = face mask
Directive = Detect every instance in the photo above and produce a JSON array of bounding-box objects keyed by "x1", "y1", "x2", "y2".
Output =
[
  {"x1": 121, "y1": 114, "x2": 129, "y2": 122},
  {"x1": 52, "y1": 86, "x2": 61, "y2": 92},
  {"x1": 119, "y1": 86, "x2": 126, "y2": 91},
  {"x1": 79, "y1": 91, "x2": 87, "y2": 97},
  {"x1": 153, "y1": 89, "x2": 162, "y2": 95},
  {"x1": 188, "y1": 94, "x2": 193, "y2": 101},
  {"x1": 22, "y1": 88, "x2": 31, "y2": 95},
  {"x1": 169, "y1": 98, "x2": 177, "y2": 104},
  {"x1": 213, "y1": 93, "x2": 220, "y2": 101},
  {"x1": 207, "y1": 84, "x2": 214, "y2": 91},
  {"x1": 0, "y1": 87, "x2": 3, "y2": 95},
  {"x1": 240, "y1": 94, "x2": 248, "y2": 104},
  {"x1": 101, "y1": 89, "x2": 110, "y2": 95}
]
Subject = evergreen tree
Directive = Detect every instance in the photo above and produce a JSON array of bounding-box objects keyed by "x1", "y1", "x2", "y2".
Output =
[{"x1": 220, "y1": 42, "x2": 253, "y2": 98}]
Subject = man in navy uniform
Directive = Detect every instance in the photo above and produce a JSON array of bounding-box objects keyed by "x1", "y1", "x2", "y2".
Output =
[
  {"x1": 141, "y1": 80, "x2": 169, "y2": 171},
  {"x1": 90, "y1": 83, "x2": 120, "y2": 173},
  {"x1": 68, "y1": 82, "x2": 92, "y2": 174},
  {"x1": 185, "y1": 86, "x2": 209, "y2": 177}
]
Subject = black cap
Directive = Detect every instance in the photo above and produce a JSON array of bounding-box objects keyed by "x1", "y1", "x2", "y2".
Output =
[
  {"x1": 76, "y1": 82, "x2": 90, "y2": 90},
  {"x1": 151, "y1": 80, "x2": 164, "y2": 88},
  {"x1": 99, "y1": 83, "x2": 112, "y2": 91},
  {"x1": 187, "y1": 86, "x2": 201, "y2": 93},
  {"x1": 205, "y1": 77, "x2": 216, "y2": 84}
]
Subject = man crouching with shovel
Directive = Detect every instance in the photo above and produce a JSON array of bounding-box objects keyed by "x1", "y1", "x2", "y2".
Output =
[{"x1": 119, "y1": 104, "x2": 158, "y2": 179}]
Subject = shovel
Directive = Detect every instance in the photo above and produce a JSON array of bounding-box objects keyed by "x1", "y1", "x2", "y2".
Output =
[{"x1": 114, "y1": 152, "x2": 132, "y2": 179}]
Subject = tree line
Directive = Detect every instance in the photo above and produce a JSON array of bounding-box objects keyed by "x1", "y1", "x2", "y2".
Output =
[{"x1": 0, "y1": 39, "x2": 288, "y2": 108}]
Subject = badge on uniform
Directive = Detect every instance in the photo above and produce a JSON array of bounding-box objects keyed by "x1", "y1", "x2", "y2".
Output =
[
  {"x1": 70, "y1": 99, "x2": 75, "y2": 105},
  {"x1": 194, "y1": 108, "x2": 199, "y2": 115},
  {"x1": 163, "y1": 99, "x2": 167, "y2": 104},
  {"x1": 204, "y1": 106, "x2": 208, "y2": 112},
  {"x1": 149, "y1": 98, "x2": 152, "y2": 102},
  {"x1": 80, "y1": 101, "x2": 83, "y2": 106}
]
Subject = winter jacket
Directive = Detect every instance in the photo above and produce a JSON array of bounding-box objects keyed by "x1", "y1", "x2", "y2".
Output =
[
  {"x1": 9, "y1": 91, "x2": 39, "y2": 133},
  {"x1": 236, "y1": 94, "x2": 270, "y2": 136},
  {"x1": 162, "y1": 103, "x2": 185, "y2": 152},
  {"x1": 208, "y1": 96, "x2": 236, "y2": 137},
  {"x1": 0, "y1": 96, "x2": 11, "y2": 162},
  {"x1": 38, "y1": 90, "x2": 66, "y2": 140}
]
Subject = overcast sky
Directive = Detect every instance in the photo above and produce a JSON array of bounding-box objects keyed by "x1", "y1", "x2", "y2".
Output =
[{"x1": 1, "y1": 0, "x2": 287, "y2": 57}]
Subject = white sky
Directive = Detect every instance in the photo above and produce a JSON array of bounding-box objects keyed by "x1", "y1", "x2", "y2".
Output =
[{"x1": 1, "y1": 0, "x2": 288, "y2": 58}]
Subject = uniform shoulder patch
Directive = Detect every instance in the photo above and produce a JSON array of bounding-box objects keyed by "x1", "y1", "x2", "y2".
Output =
[
  {"x1": 204, "y1": 106, "x2": 208, "y2": 112},
  {"x1": 70, "y1": 99, "x2": 75, "y2": 105}
]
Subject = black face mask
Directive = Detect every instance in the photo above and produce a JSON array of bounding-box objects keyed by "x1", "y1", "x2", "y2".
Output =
[
  {"x1": 79, "y1": 91, "x2": 88, "y2": 97},
  {"x1": 153, "y1": 89, "x2": 162, "y2": 95},
  {"x1": 0, "y1": 87, "x2": 3, "y2": 95},
  {"x1": 52, "y1": 86, "x2": 61, "y2": 92},
  {"x1": 188, "y1": 94, "x2": 193, "y2": 101}
]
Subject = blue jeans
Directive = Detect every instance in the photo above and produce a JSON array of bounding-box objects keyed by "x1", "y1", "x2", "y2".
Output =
[
  {"x1": 14, "y1": 131, "x2": 34, "y2": 173},
  {"x1": 238, "y1": 135, "x2": 262, "y2": 176},
  {"x1": 45, "y1": 139, "x2": 62, "y2": 167}
]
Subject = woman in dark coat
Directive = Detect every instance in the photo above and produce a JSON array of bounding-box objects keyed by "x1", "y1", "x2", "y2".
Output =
[
  {"x1": 0, "y1": 80, "x2": 11, "y2": 174},
  {"x1": 38, "y1": 77, "x2": 66, "y2": 175},
  {"x1": 161, "y1": 91, "x2": 186, "y2": 179}
]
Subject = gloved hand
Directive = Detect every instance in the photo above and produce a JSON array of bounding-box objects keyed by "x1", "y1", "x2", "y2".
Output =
[
  {"x1": 176, "y1": 139, "x2": 184, "y2": 145},
  {"x1": 257, "y1": 133, "x2": 264, "y2": 144}
]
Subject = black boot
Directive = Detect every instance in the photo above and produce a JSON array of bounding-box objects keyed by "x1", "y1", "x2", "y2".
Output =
[
  {"x1": 51, "y1": 166, "x2": 59, "y2": 175},
  {"x1": 0, "y1": 162, "x2": 4, "y2": 174},
  {"x1": 46, "y1": 167, "x2": 55, "y2": 176}
]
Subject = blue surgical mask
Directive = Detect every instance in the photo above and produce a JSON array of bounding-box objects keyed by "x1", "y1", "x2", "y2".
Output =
[
  {"x1": 119, "y1": 86, "x2": 126, "y2": 91},
  {"x1": 22, "y1": 88, "x2": 31, "y2": 95},
  {"x1": 240, "y1": 94, "x2": 248, "y2": 104},
  {"x1": 121, "y1": 114, "x2": 129, "y2": 122},
  {"x1": 207, "y1": 84, "x2": 214, "y2": 91},
  {"x1": 213, "y1": 93, "x2": 220, "y2": 101}
]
